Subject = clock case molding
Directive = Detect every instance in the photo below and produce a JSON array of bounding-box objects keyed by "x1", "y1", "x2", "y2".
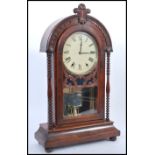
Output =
[{"x1": 35, "y1": 4, "x2": 120, "y2": 151}]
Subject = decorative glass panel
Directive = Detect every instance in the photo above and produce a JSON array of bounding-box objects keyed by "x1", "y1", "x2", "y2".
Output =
[{"x1": 63, "y1": 87, "x2": 97, "y2": 117}]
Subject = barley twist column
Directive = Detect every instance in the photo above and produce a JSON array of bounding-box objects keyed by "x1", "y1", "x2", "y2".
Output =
[
  {"x1": 106, "y1": 48, "x2": 111, "y2": 121},
  {"x1": 47, "y1": 48, "x2": 55, "y2": 130}
]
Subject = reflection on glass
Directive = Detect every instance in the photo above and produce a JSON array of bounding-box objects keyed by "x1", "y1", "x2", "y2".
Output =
[{"x1": 63, "y1": 87, "x2": 97, "y2": 117}]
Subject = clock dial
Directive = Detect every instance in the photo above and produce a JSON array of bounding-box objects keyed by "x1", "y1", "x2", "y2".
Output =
[{"x1": 63, "y1": 32, "x2": 98, "y2": 75}]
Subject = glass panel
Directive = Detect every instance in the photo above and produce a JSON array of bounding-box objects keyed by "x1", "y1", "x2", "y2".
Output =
[{"x1": 63, "y1": 87, "x2": 97, "y2": 117}]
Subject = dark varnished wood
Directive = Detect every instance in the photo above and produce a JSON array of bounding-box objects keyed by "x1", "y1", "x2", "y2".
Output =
[
  {"x1": 35, "y1": 123, "x2": 120, "y2": 151},
  {"x1": 47, "y1": 52, "x2": 53, "y2": 129},
  {"x1": 35, "y1": 3, "x2": 120, "y2": 151},
  {"x1": 56, "y1": 22, "x2": 106, "y2": 125},
  {"x1": 106, "y1": 49, "x2": 111, "y2": 121},
  {"x1": 73, "y1": 3, "x2": 90, "y2": 24}
]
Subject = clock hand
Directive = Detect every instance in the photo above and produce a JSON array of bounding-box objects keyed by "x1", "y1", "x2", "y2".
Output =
[
  {"x1": 79, "y1": 36, "x2": 82, "y2": 54},
  {"x1": 79, "y1": 52, "x2": 95, "y2": 54},
  {"x1": 79, "y1": 52, "x2": 90, "y2": 54},
  {"x1": 79, "y1": 41, "x2": 82, "y2": 53}
]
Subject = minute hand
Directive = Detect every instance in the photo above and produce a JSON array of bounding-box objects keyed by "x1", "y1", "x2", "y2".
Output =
[{"x1": 79, "y1": 52, "x2": 92, "y2": 54}]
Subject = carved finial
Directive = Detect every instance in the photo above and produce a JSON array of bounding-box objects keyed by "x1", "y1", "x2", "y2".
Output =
[{"x1": 73, "y1": 3, "x2": 91, "y2": 24}]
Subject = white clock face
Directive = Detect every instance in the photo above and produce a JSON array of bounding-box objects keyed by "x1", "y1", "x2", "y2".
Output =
[{"x1": 63, "y1": 32, "x2": 98, "y2": 75}]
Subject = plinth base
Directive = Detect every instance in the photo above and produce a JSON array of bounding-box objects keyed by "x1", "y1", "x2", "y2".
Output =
[{"x1": 35, "y1": 123, "x2": 120, "y2": 152}]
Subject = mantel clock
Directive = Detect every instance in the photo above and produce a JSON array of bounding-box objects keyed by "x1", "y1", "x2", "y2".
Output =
[{"x1": 35, "y1": 4, "x2": 120, "y2": 152}]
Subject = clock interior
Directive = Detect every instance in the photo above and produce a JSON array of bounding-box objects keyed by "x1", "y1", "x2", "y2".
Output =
[{"x1": 63, "y1": 86, "x2": 97, "y2": 117}]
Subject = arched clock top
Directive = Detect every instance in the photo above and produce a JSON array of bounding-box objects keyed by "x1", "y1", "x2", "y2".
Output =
[
  {"x1": 35, "y1": 4, "x2": 120, "y2": 151},
  {"x1": 40, "y1": 3, "x2": 113, "y2": 53},
  {"x1": 40, "y1": 19, "x2": 62, "y2": 53}
]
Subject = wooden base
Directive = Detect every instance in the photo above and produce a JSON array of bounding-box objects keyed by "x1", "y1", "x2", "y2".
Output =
[{"x1": 35, "y1": 122, "x2": 120, "y2": 152}]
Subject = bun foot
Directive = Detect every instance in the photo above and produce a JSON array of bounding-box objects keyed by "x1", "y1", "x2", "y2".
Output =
[
  {"x1": 109, "y1": 136, "x2": 117, "y2": 141},
  {"x1": 45, "y1": 148, "x2": 52, "y2": 153}
]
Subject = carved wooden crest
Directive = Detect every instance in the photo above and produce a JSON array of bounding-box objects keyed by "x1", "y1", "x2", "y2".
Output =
[{"x1": 73, "y1": 3, "x2": 90, "y2": 24}]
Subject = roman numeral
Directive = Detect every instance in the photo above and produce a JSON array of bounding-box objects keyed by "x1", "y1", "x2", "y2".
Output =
[
  {"x1": 71, "y1": 62, "x2": 75, "y2": 68},
  {"x1": 64, "y1": 50, "x2": 69, "y2": 54},
  {"x1": 71, "y1": 36, "x2": 76, "y2": 42},
  {"x1": 66, "y1": 44, "x2": 71, "y2": 47},
  {"x1": 90, "y1": 51, "x2": 95, "y2": 54},
  {"x1": 79, "y1": 35, "x2": 82, "y2": 40},
  {"x1": 65, "y1": 57, "x2": 71, "y2": 63},
  {"x1": 88, "y1": 57, "x2": 94, "y2": 62},
  {"x1": 78, "y1": 64, "x2": 82, "y2": 70},
  {"x1": 85, "y1": 37, "x2": 88, "y2": 42},
  {"x1": 89, "y1": 43, "x2": 94, "y2": 47}
]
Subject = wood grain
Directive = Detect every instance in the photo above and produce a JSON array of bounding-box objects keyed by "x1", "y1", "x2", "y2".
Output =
[{"x1": 35, "y1": 3, "x2": 120, "y2": 151}]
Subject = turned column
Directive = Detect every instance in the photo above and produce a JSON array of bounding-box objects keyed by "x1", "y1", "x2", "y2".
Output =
[
  {"x1": 47, "y1": 48, "x2": 55, "y2": 130},
  {"x1": 106, "y1": 48, "x2": 111, "y2": 121}
]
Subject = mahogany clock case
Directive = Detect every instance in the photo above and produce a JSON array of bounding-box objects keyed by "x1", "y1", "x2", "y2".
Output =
[{"x1": 28, "y1": 2, "x2": 126, "y2": 153}]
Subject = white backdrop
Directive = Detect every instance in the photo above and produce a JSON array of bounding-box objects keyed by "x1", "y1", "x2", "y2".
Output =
[{"x1": 28, "y1": 1, "x2": 126, "y2": 154}]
